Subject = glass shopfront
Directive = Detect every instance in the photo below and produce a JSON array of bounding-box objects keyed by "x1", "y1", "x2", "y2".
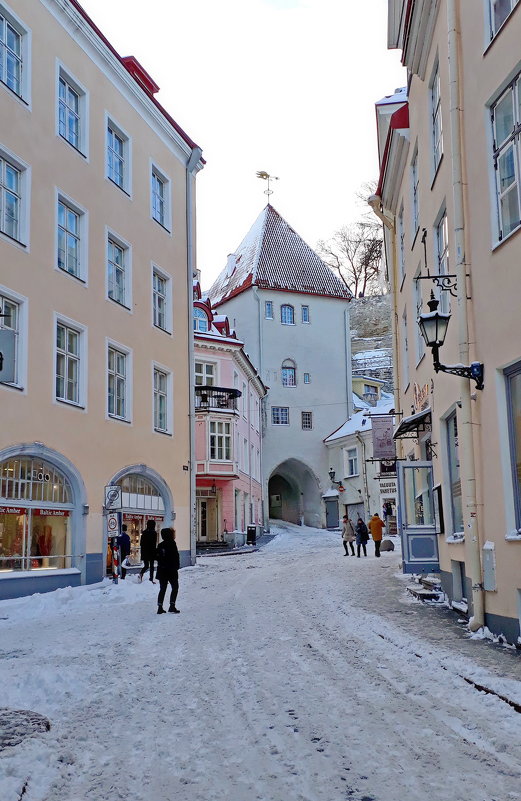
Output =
[{"x1": 0, "y1": 457, "x2": 73, "y2": 572}]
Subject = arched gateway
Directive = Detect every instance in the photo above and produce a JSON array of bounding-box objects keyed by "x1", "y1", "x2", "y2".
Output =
[{"x1": 268, "y1": 459, "x2": 322, "y2": 528}]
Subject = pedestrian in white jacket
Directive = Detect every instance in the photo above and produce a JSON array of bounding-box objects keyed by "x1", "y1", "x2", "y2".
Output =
[{"x1": 342, "y1": 515, "x2": 356, "y2": 556}]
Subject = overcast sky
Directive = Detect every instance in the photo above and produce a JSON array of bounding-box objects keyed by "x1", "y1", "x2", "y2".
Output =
[{"x1": 79, "y1": 0, "x2": 405, "y2": 287}]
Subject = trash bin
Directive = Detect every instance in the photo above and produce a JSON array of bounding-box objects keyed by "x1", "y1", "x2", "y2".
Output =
[{"x1": 246, "y1": 525, "x2": 257, "y2": 545}]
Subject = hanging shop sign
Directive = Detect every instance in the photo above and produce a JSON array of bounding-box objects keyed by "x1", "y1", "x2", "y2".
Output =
[
  {"x1": 372, "y1": 416, "x2": 396, "y2": 460},
  {"x1": 413, "y1": 382, "x2": 430, "y2": 412}
]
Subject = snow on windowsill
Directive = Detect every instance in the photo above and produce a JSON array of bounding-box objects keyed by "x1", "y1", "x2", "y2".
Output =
[
  {"x1": 505, "y1": 530, "x2": 521, "y2": 541},
  {"x1": 446, "y1": 535, "x2": 465, "y2": 544},
  {"x1": 0, "y1": 568, "x2": 81, "y2": 581}
]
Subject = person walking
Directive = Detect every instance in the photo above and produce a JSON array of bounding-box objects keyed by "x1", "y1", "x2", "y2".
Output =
[
  {"x1": 355, "y1": 517, "x2": 369, "y2": 557},
  {"x1": 118, "y1": 524, "x2": 131, "y2": 579},
  {"x1": 139, "y1": 520, "x2": 157, "y2": 583},
  {"x1": 342, "y1": 515, "x2": 355, "y2": 556},
  {"x1": 369, "y1": 512, "x2": 385, "y2": 558},
  {"x1": 156, "y1": 528, "x2": 180, "y2": 614}
]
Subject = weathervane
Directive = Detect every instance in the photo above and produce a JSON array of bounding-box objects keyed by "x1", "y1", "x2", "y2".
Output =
[{"x1": 256, "y1": 170, "x2": 279, "y2": 200}]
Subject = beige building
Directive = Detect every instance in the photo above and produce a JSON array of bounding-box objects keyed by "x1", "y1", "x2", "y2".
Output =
[
  {"x1": 373, "y1": 0, "x2": 521, "y2": 643},
  {"x1": 0, "y1": 0, "x2": 203, "y2": 599}
]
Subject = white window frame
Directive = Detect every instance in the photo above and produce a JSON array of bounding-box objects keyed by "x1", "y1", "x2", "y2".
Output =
[
  {"x1": 150, "y1": 161, "x2": 171, "y2": 232},
  {"x1": 105, "y1": 114, "x2": 131, "y2": 194},
  {"x1": 106, "y1": 228, "x2": 132, "y2": 311},
  {"x1": 55, "y1": 190, "x2": 87, "y2": 282},
  {"x1": 401, "y1": 309, "x2": 410, "y2": 390},
  {"x1": 56, "y1": 62, "x2": 89, "y2": 158},
  {"x1": 242, "y1": 381, "x2": 247, "y2": 417},
  {"x1": 209, "y1": 420, "x2": 232, "y2": 461},
  {"x1": 414, "y1": 267, "x2": 425, "y2": 363},
  {"x1": 301, "y1": 411, "x2": 313, "y2": 430},
  {"x1": 411, "y1": 147, "x2": 420, "y2": 239},
  {"x1": 0, "y1": 143, "x2": 30, "y2": 247},
  {"x1": 271, "y1": 406, "x2": 289, "y2": 425},
  {"x1": 0, "y1": 283, "x2": 27, "y2": 391},
  {"x1": 489, "y1": 0, "x2": 520, "y2": 38},
  {"x1": 344, "y1": 446, "x2": 358, "y2": 477},
  {"x1": 304, "y1": 372, "x2": 311, "y2": 384},
  {"x1": 397, "y1": 203, "x2": 405, "y2": 284},
  {"x1": 265, "y1": 300, "x2": 273, "y2": 319},
  {"x1": 106, "y1": 339, "x2": 132, "y2": 422},
  {"x1": 430, "y1": 61, "x2": 443, "y2": 175},
  {"x1": 281, "y1": 359, "x2": 296, "y2": 387},
  {"x1": 434, "y1": 209, "x2": 450, "y2": 315},
  {"x1": 491, "y1": 74, "x2": 521, "y2": 242},
  {"x1": 152, "y1": 362, "x2": 172, "y2": 435},
  {"x1": 301, "y1": 305, "x2": 310, "y2": 323},
  {"x1": 53, "y1": 313, "x2": 87, "y2": 409},
  {"x1": 151, "y1": 264, "x2": 172, "y2": 333},
  {"x1": 195, "y1": 361, "x2": 216, "y2": 386},
  {"x1": 0, "y1": 2, "x2": 31, "y2": 105},
  {"x1": 193, "y1": 306, "x2": 209, "y2": 332},
  {"x1": 281, "y1": 304, "x2": 295, "y2": 325}
]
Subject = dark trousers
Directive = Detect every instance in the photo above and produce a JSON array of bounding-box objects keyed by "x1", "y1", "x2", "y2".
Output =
[
  {"x1": 357, "y1": 542, "x2": 367, "y2": 557},
  {"x1": 343, "y1": 540, "x2": 355, "y2": 555},
  {"x1": 140, "y1": 559, "x2": 155, "y2": 581},
  {"x1": 374, "y1": 540, "x2": 381, "y2": 557},
  {"x1": 158, "y1": 572, "x2": 178, "y2": 608}
]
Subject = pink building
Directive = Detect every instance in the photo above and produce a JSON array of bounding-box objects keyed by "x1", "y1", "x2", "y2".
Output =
[{"x1": 193, "y1": 282, "x2": 266, "y2": 542}]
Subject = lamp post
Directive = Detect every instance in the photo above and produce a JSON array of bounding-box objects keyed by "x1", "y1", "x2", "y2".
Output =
[
  {"x1": 417, "y1": 292, "x2": 484, "y2": 390},
  {"x1": 328, "y1": 469, "x2": 344, "y2": 492}
]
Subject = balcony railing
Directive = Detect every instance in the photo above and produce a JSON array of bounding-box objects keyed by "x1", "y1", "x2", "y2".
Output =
[{"x1": 195, "y1": 385, "x2": 241, "y2": 412}]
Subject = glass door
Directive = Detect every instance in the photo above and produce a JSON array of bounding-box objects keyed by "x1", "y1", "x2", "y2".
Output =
[{"x1": 397, "y1": 462, "x2": 439, "y2": 574}]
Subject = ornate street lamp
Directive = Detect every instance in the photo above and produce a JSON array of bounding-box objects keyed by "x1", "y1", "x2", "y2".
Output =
[{"x1": 417, "y1": 292, "x2": 484, "y2": 390}]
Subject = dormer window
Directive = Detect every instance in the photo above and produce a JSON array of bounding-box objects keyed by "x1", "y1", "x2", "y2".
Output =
[{"x1": 193, "y1": 307, "x2": 209, "y2": 332}]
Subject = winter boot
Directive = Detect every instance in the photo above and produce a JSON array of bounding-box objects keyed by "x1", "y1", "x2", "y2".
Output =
[
  {"x1": 157, "y1": 605, "x2": 166, "y2": 614},
  {"x1": 169, "y1": 604, "x2": 180, "y2": 613}
]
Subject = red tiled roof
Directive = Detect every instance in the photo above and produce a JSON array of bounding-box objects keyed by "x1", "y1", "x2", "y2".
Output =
[{"x1": 207, "y1": 205, "x2": 351, "y2": 306}]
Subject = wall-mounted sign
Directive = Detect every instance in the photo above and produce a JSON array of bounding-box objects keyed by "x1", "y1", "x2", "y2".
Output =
[
  {"x1": 0, "y1": 506, "x2": 27, "y2": 515},
  {"x1": 105, "y1": 485, "x2": 122, "y2": 511},
  {"x1": 413, "y1": 382, "x2": 430, "y2": 412},
  {"x1": 372, "y1": 416, "x2": 396, "y2": 460},
  {"x1": 36, "y1": 509, "x2": 70, "y2": 517}
]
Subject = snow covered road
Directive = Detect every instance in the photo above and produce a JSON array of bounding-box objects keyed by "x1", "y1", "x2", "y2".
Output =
[{"x1": 1, "y1": 523, "x2": 521, "y2": 801}]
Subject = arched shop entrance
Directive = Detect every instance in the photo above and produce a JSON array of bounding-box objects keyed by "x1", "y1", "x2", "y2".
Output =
[
  {"x1": 106, "y1": 467, "x2": 174, "y2": 573},
  {"x1": 0, "y1": 445, "x2": 87, "y2": 600}
]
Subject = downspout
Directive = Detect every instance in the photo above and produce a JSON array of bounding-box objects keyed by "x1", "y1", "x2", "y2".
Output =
[
  {"x1": 447, "y1": 0, "x2": 484, "y2": 630},
  {"x1": 186, "y1": 146, "x2": 203, "y2": 566},
  {"x1": 355, "y1": 432, "x2": 370, "y2": 519},
  {"x1": 253, "y1": 287, "x2": 268, "y2": 530},
  {"x1": 344, "y1": 308, "x2": 353, "y2": 419}
]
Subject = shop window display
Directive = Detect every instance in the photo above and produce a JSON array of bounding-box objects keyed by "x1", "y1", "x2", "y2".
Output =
[{"x1": 105, "y1": 514, "x2": 163, "y2": 574}]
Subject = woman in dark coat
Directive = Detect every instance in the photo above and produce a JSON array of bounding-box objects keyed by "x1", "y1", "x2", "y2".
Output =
[
  {"x1": 355, "y1": 517, "x2": 369, "y2": 558},
  {"x1": 156, "y1": 528, "x2": 180, "y2": 614},
  {"x1": 139, "y1": 520, "x2": 157, "y2": 583}
]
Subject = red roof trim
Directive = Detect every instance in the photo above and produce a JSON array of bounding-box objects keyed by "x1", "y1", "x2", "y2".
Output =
[
  {"x1": 67, "y1": 0, "x2": 202, "y2": 154},
  {"x1": 376, "y1": 102, "x2": 409, "y2": 197},
  {"x1": 121, "y1": 56, "x2": 160, "y2": 95},
  {"x1": 213, "y1": 281, "x2": 351, "y2": 308}
]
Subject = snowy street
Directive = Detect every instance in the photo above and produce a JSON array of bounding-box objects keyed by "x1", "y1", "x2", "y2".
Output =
[{"x1": 2, "y1": 524, "x2": 521, "y2": 801}]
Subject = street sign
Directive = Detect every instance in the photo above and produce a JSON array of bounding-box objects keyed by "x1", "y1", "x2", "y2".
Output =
[
  {"x1": 0, "y1": 329, "x2": 16, "y2": 383},
  {"x1": 104, "y1": 485, "x2": 122, "y2": 511},
  {"x1": 107, "y1": 513, "x2": 119, "y2": 534}
]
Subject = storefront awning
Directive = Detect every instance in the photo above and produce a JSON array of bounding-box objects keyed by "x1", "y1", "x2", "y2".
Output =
[{"x1": 393, "y1": 407, "x2": 432, "y2": 440}]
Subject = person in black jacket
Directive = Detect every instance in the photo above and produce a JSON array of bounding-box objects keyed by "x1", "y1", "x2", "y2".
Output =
[
  {"x1": 139, "y1": 520, "x2": 157, "y2": 583},
  {"x1": 118, "y1": 524, "x2": 131, "y2": 579},
  {"x1": 355, "y1": 517, "x2": 369, "y2": 558},
  {"x1": 156, "y1": 527, "x2": 180, "y2": 614}
]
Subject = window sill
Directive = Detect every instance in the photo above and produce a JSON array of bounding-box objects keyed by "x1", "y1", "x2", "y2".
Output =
[
  {"x1": 59, "y1": 134, "x2": 87, "y2": 160},
  {"x1": 154, "y1": 428, "x2": 172, "y2": 436},
  {"x1": 281, "y1": 323, "x2": 296, "y2": 326},
  {"x1": 56, "y1": 398, "x2": 85, "y2": 410},
  {"x1": 446, "y1": 534, "x2": 465, "y2": 544},
  {"x1": 108, "y1": 415, "x2": 131, "y2": 424},
  {"x1": 0, "y1": 229, "x2": 26, "y2": 248},
  {"x1": 430, "y1": 153, "x2": 443, "y2": 190},
  {"x1": 505, "y1": 531, "x2": 521, "y2": 541},
  {"x1": 108, "y1": 297, "x2": 132, "y2": 312},
  {"x1": 107, "y1": 177, "x2": 131, "y2": 197},
  {"x1": 411, "y1": 227, "x2": 420, "y2": 251},
  {"x1": 0, "y1": 382, "x2": 24, "y2": 392},
  {"x1": 57, "y1": 266, "x2": 86, "y2": 284},
  {"x1": 153, "y1": 323, "x2": 172, "y2": 335},
  {"x1": 0, "y1": 79, "x2": 29, "y2": 107},
  {"x1": 0, "y1": 567, "x2": 81, "y2": 580},
  {"x1": 492, "y1": 221, "x2": 521, "y2": 253},
  {"x1": 152, "y1": 218, "x2": 171, "y2": 235}
]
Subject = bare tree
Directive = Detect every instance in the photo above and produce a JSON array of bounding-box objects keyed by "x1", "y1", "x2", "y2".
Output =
[{"x1": 317, "y1": 218, "x2": 383, "y2": 298}]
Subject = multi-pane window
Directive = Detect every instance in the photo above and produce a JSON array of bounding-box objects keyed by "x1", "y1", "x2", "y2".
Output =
[
  {"x1": 242, "y1": 382, "x2": 247, "y2": 417},
  {"x1": 195, "y1": 362, "x2": 214, "y2": 386},
  {"x1": 281, "y1": 359, "x2": 296, "y2": 386},
  {"x1": 301, "y1": 411, "x2": 312, "y2": 430},
  {"x1": 346, "y1": 447, "x2": 358, "y2": 476},
  {"x1": 108, "y1": 346, "x2": 127, "y2": 419},
  {"x1": 0, "y1": 293, "x2": 18, "y2": 384},
  {"x1": 490, "y1": 0, "x2": 520, "y2": 37},
  {"x1": 56, "y1": 323, "x2": 79, "y2": 404},
  {"x1": 59, "y1": 76, "x2": 80, "y2": 149},
  {"x1": 193, "y1": 307, "x2": 208, "y2": 332},
  {"x1": 107, "y1": 238, "x2": 126, "y2": 306},
  {"x1": 411, "y1": 151, "x2": 419, "y2": 234},
  {"x1": 401, "y1": 310, "x2": 410, "y2": 389},
  {"x1": 506, "y1": 362, "x2": 521, "y2": 528},
  {"x1": 210, "y1": 421, "x2": 231, "y2": 460},
  {"x1": 107, "y1": 124, "x2": 124, "y2": 188},
  {"x1": 153, "y1": 271, "x2": 167, "y2": 330},
  {"x1": 414, "y1": 272, "x2": 425, "y2": 361},
  {"x1": 153, "y1": 368, "x2": 168, "y2": 432},
  {"x1": 431, "y1": 64, "x2": 443, "y2": 172},
  {"x1": 57, "y1": 200, "x2": 80, "y2": 277},
  {"x1": 397, "y1": 204, "x2": 405, "y2": 283},
  {"x1": 0, "y1": 155, "x2": 20, "y2": 240},
  {"x1": 152, "y1": 169, "x2": 165, "y2": 226},
  {"x1": 265, "y1": 300, "x2": 273, "y2": 319},
  {"x1": 0, "y1": 13, "x2": 21, "y2": 96},
  {"x1": 281, "y1": 304, "x2": 294, "y2": 325},
  {"x1": 301, "y1": 305, "x2": 310, "y2": 323},
  {"x1": 271, "y1": 406, "x2": 289, "y2": 425},
  {"x1": 492, "y1": 74, "x2": 521, "y2": 240},
  {"x1": 304, "y1": 372, "x2": 310, "y2": 384},
  {"x1": 446, "y1": 412, "x2": 463, "y2": 533},
  {"x1": 436, "y1": 214, "x2": 450, "y2": 313}
]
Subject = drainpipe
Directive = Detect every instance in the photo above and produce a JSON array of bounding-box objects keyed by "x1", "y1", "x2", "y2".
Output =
[
  {"x1": 186, "y1": 146, "x2": 203, "y2": 566},
  {"x1": 447, "y1": 0, "x2": 484, "y2": 630},
  {"x1": 253, "y1": 287, "x2": 268, "y2": 530},
  {"x1": 355, "y1": 432, "x2": 370, "y2": 519}
]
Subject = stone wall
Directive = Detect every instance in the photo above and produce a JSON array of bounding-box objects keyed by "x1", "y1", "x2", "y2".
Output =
[{"x1": 350, "y1": 295, "x2": 394, "y2": 393}]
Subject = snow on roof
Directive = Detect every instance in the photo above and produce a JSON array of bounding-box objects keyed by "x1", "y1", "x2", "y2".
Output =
[
  {"x1": 207, "y1": 204, "x2": 351, "y2": 306},
  {"x1": 324, "y1": 401, "x2": 395, "y2": 442},
  {"x1": 375, "y1": 87, "x2": 408, "y2": 106}
]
